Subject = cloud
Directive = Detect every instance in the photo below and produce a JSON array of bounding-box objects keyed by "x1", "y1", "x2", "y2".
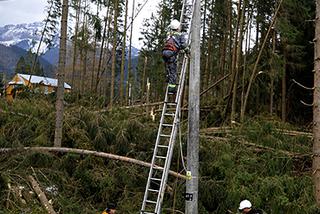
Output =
[
  {"x1": 0, "y1": 0, "x2": 47, "y2": 26},
  {"x1": 129, "y1": 0, "x2": 160, "y2": 47},
  {"x1": 0, "y1": 0, "x2": 160, "y2": 48}
]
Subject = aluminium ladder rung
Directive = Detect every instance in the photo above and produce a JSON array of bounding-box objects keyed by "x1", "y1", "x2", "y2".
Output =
[
  {"x1": 150, "y1": 177, "x2": 162, "y2": 181},
  {"x1": 159, "y1": 134, "x2": 171, "y2": 138},
  {"x1": 141, "y1": 211, "x2": 156, "y2": 214},
  {"x1": 141, "y1": 1, "x2": 194, "y2": 213},
  {"x1": 146, "y1": 200, "x2": 157, "y2": 204},
  {"x1": 148, "y1": 188, "x2": 160, "y2": 193},
  {"x1": 157, "y1": 144, "x2": 169, "y2": 148},
  {"x1": 165, "y1": 102, "x2": 177, "y2": 105},
  {"x1": 155, "y1": 155, "x2": 166, "y2": 159},
  {"x1": 162, "y1": 124, "x2": 173, "y2": 127}
]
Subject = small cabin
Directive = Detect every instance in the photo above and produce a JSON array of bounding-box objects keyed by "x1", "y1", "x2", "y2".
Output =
[{"x1": 5, "y1": 73, "x2": 72, "y2": 102}]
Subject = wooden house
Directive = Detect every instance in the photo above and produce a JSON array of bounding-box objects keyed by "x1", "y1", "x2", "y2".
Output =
[{"x1": 5, "y1": 73, "x2": 72, "y2": 102}]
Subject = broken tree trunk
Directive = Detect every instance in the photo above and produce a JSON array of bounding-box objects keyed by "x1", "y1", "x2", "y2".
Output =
[{"x1": 28, "y1": 175, "x2": 57, "y2": 214}]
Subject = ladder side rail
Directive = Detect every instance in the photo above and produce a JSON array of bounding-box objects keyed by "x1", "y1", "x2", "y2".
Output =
[
  {"x1": 176, "y1": 0, "x2": 195, "y2": 75},
  {"x1": 153, "y1": 0, "x2": 196, "y2": 210},
  {"x1": 176, "y1": 0, "x2": 195, "y2": 76},
  {"x1": 141, "y1": 97, "x2": 169, "y2": 212},
  {"x1": 155, "y1": 124, "x2": 179, "y2": 213},
  {"x1": 179, "y1": 0, "x2": 188, "y2": 24},
  {"x1": 152, "y1": 0, "x2": 195, "y2": 208},
  {"x1": 155, "y1": 58, "x2": 189, "y2": 213},
  {"x1": 142, "y1": 0, "x2": 196, "y2": 212},
  {"x1": 180, "y1": 0, "x2": 193, "y2": 32}
]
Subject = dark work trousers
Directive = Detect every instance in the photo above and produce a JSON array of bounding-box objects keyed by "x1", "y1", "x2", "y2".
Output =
[{"x1": 162, "y1": 50, "x2": 178, "y2": 85}]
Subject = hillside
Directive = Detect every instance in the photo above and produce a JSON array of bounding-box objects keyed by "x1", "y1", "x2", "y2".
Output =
[
  {"x1": 0, "y1": 22, "x2": 140, "y2": 78},
  {"x1": 0, "y1": 22, "x2": 58, "y2": 76},
  {"x1": 0, "y1": 95, "x2": 318, "y2": 213},
  {"x1": 0, "y1": 44, "x2": 54, "y2": 77},
  {"x1": 0, "y1": 0, "x2": 318, "y2": 213},
  {"x1": 0, "y1": 44, "x2": 24, "y2": 75}
]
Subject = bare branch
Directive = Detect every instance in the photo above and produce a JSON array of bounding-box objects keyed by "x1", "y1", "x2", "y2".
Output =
[
  {"x1": 300, "y1": 100, "x2": 314, "y2": 107},
  {"x1": 292, "y1": 79, "x2": 314, "y2": 90},
  {"x1": 200, "y1": 73, "x2": 231, "y2": 97},
  {"x1": 200, "y1": 127, "x2": 313, "y2": 138},
  {"x1": 202, "y1": 135, "x2": 309, "y2": 157},
  {"x1": 241, "y1": 0, "x2": 285, "y2": 121}
]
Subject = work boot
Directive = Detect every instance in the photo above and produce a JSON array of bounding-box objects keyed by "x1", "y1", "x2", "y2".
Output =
[{"x1": 168, "y1": 84, "x2": 176, "y2": 94}]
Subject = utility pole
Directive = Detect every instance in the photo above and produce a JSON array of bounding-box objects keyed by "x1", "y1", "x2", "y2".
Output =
[{"x1": 185, "y1": 0, "x2": 200, "y2": 213}]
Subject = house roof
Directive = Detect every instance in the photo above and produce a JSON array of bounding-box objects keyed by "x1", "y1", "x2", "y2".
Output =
[{"x1": 8, "y1": 73, "x2": 72, "y2": 89}]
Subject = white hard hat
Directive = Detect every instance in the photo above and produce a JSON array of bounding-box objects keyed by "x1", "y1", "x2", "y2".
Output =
[
  {"x1": 239, "y1": 200, "x2": 252, "y2": 210},
  {"x1": 170, "y1": 19, "x2": 181, "y2": 30}
]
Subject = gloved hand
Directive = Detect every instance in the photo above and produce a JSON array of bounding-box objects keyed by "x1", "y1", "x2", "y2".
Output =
[{"x1": 181, "y1": 47, "x2": 190, "y2": 55}]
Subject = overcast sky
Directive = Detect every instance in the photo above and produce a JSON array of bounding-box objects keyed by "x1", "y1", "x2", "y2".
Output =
[
  {"x1": 0, "y1": 0, "x2": 160, "y2": 47},
  {"x1": 0, "y1": 0, "x2": 47, "y2": 26}
]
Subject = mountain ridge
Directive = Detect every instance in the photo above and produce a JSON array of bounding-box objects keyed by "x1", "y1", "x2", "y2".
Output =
[
  {"x1": 0, "y1": 21, "x2": 140, "y2": 78},
  {"x1": 0, "y1": 22, "x2": 58, "y2": 76},
  {"x1": 0, "y1": 44, "x2": 54, "y2": 77}
]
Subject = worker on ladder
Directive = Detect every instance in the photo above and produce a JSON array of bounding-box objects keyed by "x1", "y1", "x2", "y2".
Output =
[{"x1": 162, "y1": 19, "x2": 188, "y2": 94}]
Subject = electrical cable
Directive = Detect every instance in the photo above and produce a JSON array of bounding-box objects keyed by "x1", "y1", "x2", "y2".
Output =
[{"x1": 178, "y1": 111, "x2": 187, "y2": 172}]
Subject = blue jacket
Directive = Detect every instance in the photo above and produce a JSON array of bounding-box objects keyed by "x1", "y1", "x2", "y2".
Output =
[{"x1": 165, "y1": 31, "x2": 188, "y2": 51}]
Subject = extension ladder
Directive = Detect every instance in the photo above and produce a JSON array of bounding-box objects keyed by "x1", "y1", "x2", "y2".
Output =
[{"x1": 140, "y1": 0, "x2": 195, "y2": 213}]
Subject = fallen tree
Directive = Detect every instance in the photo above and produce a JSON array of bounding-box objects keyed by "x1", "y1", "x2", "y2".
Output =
[
  {"x1": 28, "y1": 175, "x2": 57, "y2": 214},
  {"x1": 201, "y1": 127, "x2": 313, "y2": 138},
  {"x1": 0, "y1": 147, "x2": 186, "y2": 179}
]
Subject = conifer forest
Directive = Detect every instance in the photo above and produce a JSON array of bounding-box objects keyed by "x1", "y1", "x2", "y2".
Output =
[{"x1": 1, "y1": 0, "x2": 320, "y2": 213}]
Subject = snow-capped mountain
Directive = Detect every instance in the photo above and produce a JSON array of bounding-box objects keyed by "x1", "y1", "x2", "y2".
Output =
[
  {"x1": 0, "y1": 21, "x2": 140, "y2": 60},
  {"x1": 0, "y1": 22, "x2": 59, "y2": 55},
  {"x1": 0, "y1": 22, "x2": 57, "y2": 76},
  {"x1": 0, "y1": 21, "x2": 140, "y2": 76}
]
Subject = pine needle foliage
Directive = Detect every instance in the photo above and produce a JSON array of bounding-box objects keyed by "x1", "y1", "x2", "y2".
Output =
[
  {"x1": 199, "y1": 117, "x2": 317, "y2": 213},
  {"x1": 0, "y1": 96, "x2": 158, "y2": 213},
  {"x1": 0, "y1": 97, "x2": 318, "y2": 213}
]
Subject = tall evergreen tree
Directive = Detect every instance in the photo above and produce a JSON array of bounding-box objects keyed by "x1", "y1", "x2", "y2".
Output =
[
  {"x1": 277, "y1": 0, "x2": 314, "y2": 123},
  {"x1": 139, "y1": 0, "x2": 175, "y2": 100},
  {"x1": 15, "y1": 57, "x2": 26, "y2": 74},
  {"x1": 54, "y1": 0, "x2": 69, "y2": 147}
]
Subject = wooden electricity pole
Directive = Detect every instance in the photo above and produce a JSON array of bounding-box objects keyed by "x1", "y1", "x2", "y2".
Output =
[{"x1": 185, "y1": 0, "x2": 200, "y2": 213}]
